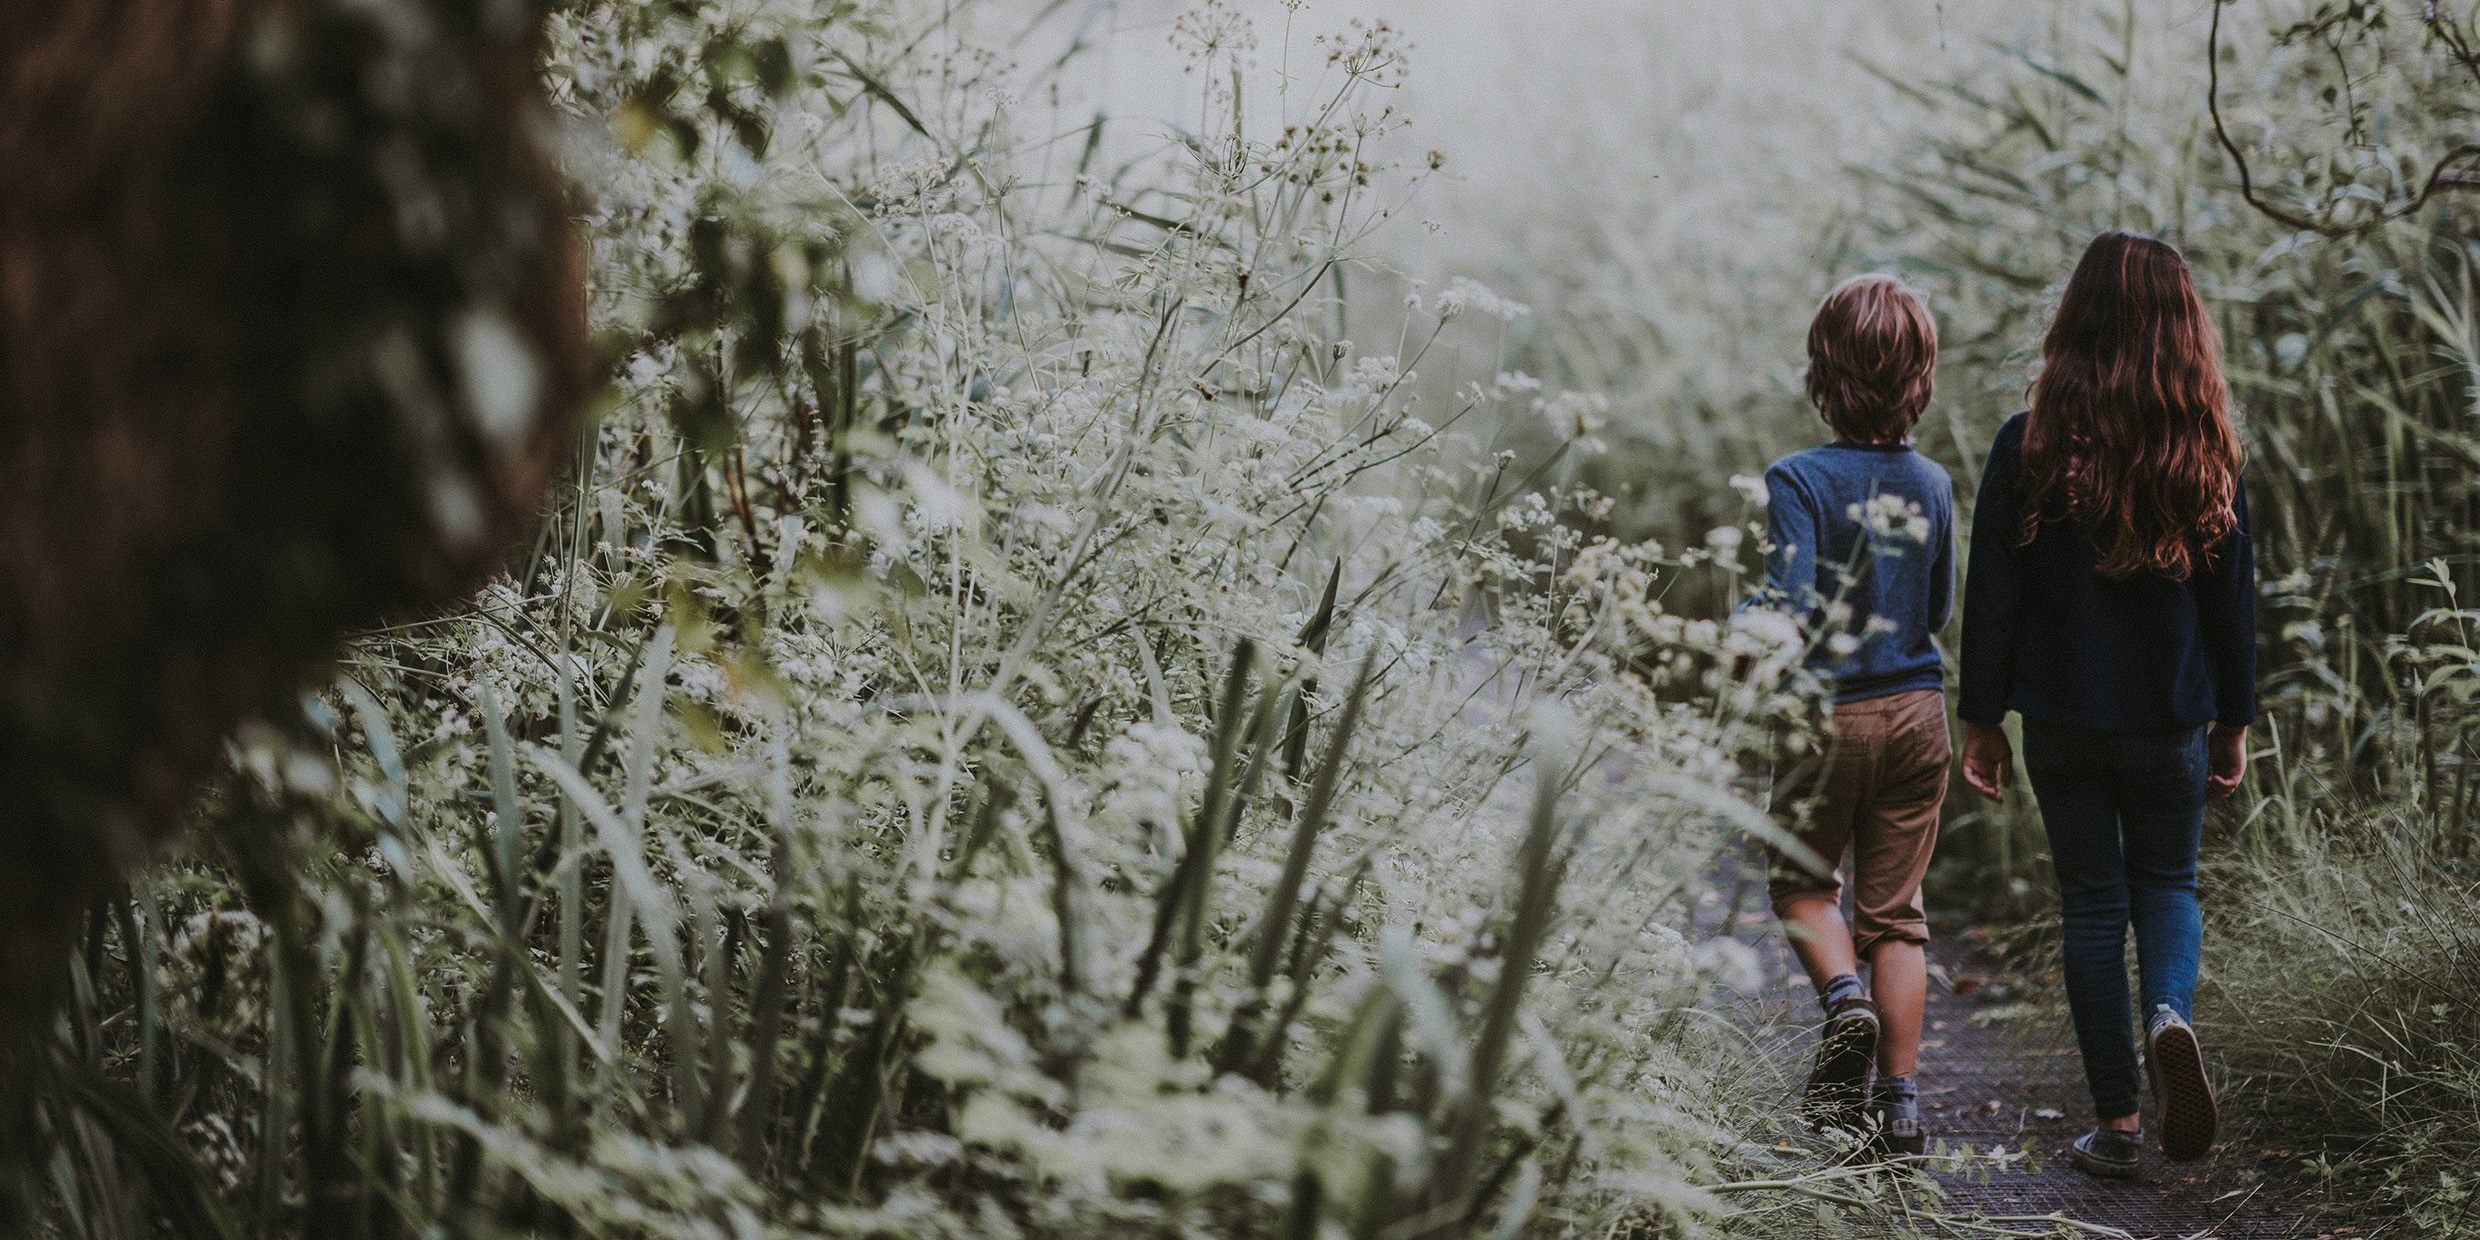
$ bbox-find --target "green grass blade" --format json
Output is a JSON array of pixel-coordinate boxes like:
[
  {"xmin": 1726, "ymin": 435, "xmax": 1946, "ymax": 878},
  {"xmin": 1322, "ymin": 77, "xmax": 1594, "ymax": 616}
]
[
  {"xmin": 1249, "ymin": 657, "xmax": 1372, "ymax": 990},
  {"xmin": 482, "ymin": 686, "xmax": 525, "ymax": 932},
  {"xmin": 340, "ymin": 679, "xmax": 409, "ymax": 832},
  {"xmin": 737, "ymin": 716, "xmax": 799, "ymax": 1166},
  {"xmin": 533, "ymin": 750, "xmax": 692, "ymax": 1130},
  {"xmin": 1434, "ymin": 706, "xmax": 1573, "ymax": 1210},
  {"xmin": 1167, "ymin": 638, "xmax": 1258, "ymax": 1056}
]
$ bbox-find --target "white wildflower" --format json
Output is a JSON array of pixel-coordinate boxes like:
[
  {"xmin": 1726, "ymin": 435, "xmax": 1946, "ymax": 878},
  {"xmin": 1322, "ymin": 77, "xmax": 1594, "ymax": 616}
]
[
  {"xmin": 1435, "ymin": 276, "xmax": 1530, "ymax": 322},
  {"xmin": 1692, "ymin": 938, "xmax": 1764, "ymax": 994},
  {"xmin": 1729, "ymin": 473, "xmax": 1770, "ymax": 508},
  {"xmin": 901, "ymin": 460, "xmax": 969, "ymax": 530},
  {"xmin": 1537, "ymin": 391, "xmax": 1610, "ymax": 448},
  {"xmin": 1350, "ymin": 355, "xmax": 1402, "ymax": 391},
  {"xmin": 1100, "ymin": 722, "xmax": 1208, "ymax": 832},
  {"xmin": 1171, "ymin": 1, "xmax": 1259, "ymax": 67},
  {"xmin": 1850, "ymin": 492, "xmax": 1928, "ymax": 539},
  {"xmin": 1727, "ymin": 608, "xmax": 1802, "ymax": 657}
]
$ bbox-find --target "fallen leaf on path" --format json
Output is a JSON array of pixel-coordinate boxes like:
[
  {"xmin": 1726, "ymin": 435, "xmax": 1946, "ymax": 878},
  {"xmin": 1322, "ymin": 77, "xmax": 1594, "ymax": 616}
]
[
  {"xmin": 1969, "ymin": 1002, "xmax": 2042, "ymax": 1027},
  {"xmin": 2033, "ymin": 1108, "xmax": 2064, "ymax": 1120}
]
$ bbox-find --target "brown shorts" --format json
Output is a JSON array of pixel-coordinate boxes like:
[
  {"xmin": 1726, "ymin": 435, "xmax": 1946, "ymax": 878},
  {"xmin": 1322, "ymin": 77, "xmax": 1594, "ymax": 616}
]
[{"xmin": 1766, "ymin": 687, "xmax": 1950, "ymax": 958}]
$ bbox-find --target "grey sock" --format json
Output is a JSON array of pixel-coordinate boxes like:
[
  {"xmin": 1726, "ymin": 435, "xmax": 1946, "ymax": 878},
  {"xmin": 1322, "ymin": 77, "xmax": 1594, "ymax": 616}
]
[
  {"xmin": 1820, "ymin": 972, "xmax": 1866, "ymax": 1011},
  {"xmin": 1872, "ymin": 1074, "xmax": 1919, "ymax": 1120}
]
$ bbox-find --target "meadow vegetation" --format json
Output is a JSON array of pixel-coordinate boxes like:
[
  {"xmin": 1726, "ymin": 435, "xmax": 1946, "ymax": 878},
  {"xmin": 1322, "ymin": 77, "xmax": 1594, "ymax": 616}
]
[
  {"xmin": 16, "ymin": 0, "xmax": 2480, "ymax": 1235},
  {"xmin": 7, "ymin": 3, "xmax": 1852, "ymax": 1236},
  {"xmin": 1460, "ymin": 0, "xmax": 2480, "ymax": 1224}
]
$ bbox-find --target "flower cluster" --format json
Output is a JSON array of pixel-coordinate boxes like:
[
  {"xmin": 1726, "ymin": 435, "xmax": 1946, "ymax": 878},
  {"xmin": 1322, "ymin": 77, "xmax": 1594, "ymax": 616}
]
[{"xmin": 1849, "ymin": 490, "xmax": 1933, "ymax": 542}]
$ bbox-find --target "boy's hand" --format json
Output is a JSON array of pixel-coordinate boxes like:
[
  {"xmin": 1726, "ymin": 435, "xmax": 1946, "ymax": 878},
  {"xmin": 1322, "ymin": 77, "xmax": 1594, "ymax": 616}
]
[
  {"xmin": 2207, "ymin": 724, "xmax": 2248, "ymax": 799},
  {"xmin": 1961, "ymin": 721, "xmax": 2012, "ymax": 801}
]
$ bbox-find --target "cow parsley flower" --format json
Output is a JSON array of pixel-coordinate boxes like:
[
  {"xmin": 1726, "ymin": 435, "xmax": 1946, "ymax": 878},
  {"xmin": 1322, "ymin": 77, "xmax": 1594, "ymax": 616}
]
[{"xmin": 1435, "ymin": 276, "xmax": 1530, "ymax": 322}]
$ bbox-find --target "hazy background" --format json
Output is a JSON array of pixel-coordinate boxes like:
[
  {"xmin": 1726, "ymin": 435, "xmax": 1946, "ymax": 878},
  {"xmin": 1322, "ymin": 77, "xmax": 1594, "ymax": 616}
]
[{"xmin": 994, "ymin": 0, "xmax": 2225, "ymax": 535}]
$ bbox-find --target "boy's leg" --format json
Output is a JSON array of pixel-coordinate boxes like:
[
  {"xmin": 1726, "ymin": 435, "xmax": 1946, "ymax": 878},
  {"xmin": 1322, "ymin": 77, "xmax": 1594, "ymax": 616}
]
[
  {"xmin": 1767, "ymin": 724, "xmax": 1864, "ymax": 991},
  {"xmin": 1777, "ymin": 893, "xmax": 1858, "ymax": 987},
  {"xmin": 1769, "ymin": 717, "xmax": 1877, "ymax": 1130},
  {"xmin": 1867, "ymin": 940, "xmax": 1926, "ymax": 1076},
  {"xmin": 1847, "ymin": 689, "xmax": 1946, "ymax": 1082}
]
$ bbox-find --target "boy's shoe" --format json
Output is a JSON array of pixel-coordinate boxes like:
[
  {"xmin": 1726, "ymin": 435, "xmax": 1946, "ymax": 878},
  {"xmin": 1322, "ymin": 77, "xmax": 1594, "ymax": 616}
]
[
  {"xmin": 1801, "ymin": 995, "xmax": 1879, "ymax": 1132},
  {"xmin": 2067, "ymin": 1127, "xmax": 2143, "ymax": 1179},
  {"xmin": 2148, "ymin": 1005, "xmax": 2218, "ymax": 1162},
  {"xmin": 1868, "ymin": 1104, "xmax": 1925, "ymax": 1159}
]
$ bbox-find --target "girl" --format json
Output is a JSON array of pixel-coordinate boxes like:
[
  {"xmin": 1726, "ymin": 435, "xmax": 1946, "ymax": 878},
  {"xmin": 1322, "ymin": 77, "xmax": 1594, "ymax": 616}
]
[{"xmin": 1959, "ymin": 232, "xmax": 2254, "ymax": 1178}]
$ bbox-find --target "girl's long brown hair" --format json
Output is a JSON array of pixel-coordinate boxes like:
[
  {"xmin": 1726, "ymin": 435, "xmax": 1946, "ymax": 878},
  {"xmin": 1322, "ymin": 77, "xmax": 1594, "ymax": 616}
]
[{"xmin": 2022, "ymin": 231, "xmax": 2240, "ymax": 580}]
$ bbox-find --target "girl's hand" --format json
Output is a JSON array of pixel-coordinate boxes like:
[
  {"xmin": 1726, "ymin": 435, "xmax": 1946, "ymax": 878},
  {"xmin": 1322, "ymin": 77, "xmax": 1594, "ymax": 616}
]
[
  {"xmin": 2207, "ymin": 724, "xmax": 2248, "ymax": 799},
  {"xmin": 1962, "ymin": 721, "xmax": 2013, "ymax": 801}
]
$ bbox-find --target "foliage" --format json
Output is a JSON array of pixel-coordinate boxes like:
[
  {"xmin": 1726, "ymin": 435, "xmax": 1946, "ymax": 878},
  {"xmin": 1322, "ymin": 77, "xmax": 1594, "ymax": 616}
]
[
  {"xmin": 1427, "ymin": 0, "xmax": 2480, "ymax": 1217},
  {"xmin": 30, "ymin": 0, "xmax": 2480, "ymax": 1231},
  {"xmin": 7, "ymin": 4, "xmax": 1855, "ymax": 1237},
  {"xmin": 1822, "ymin": 0, "xmax": 2480, "ymax": 1213}
]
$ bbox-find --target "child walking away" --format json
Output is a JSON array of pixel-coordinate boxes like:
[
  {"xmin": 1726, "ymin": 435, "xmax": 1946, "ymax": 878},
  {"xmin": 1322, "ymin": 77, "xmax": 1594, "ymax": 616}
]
[
  {"xmin": 1959, "ymin": 232, "xmax": 2254, "ymax": 1178},
  {"xmin": 1748, "ymin": 274, "xmax": 1955, "ymax": 1157}
]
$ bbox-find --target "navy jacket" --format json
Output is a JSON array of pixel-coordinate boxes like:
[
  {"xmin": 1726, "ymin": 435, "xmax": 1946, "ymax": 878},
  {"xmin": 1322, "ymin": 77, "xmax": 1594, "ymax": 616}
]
[
  {"xmin": 1959, "ymin": 413, "xmax": 2257, "ymax": 731},
  {"xmin": 1755, "ymin": 441, "xmax": 1955, "ymax": 704}
]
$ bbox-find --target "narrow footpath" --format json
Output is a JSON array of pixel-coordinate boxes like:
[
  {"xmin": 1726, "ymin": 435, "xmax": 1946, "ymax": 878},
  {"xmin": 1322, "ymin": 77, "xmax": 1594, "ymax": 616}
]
[{"xmin": 1703, "ymin": 890, "xmax": 2321, "ymax": 1239}]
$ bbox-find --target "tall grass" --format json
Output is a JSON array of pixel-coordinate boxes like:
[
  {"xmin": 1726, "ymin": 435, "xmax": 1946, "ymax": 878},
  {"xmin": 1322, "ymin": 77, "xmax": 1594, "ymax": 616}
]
[
  {"xmin": 1837, "ymin": 1, "xmax": 2480, "ymax": 1218},
  {"xmin": 1386, "ymin": 0, "xmax": 2480, "ymax": 1220},
  {"xmin": 2, "ymin": 3, "xmax": 1872, "ymax": 1237}
]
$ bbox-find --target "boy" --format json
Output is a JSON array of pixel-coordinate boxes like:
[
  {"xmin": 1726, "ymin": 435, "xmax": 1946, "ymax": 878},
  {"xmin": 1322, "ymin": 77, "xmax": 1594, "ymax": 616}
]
[{"xmin": 1751, "ymin": 273, "xmax": 1954, "ymax": 1156}]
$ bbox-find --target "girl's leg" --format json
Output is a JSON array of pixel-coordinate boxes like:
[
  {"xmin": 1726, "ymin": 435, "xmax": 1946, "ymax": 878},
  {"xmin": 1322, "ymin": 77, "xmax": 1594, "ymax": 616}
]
[
  {"xmin": 2119, "ymin": 729, "xmax": 2207, "ymax": 1022},
  {"xmin": 2020, "ymin": 721, "xmax": 2143, "ymax": 1125}
]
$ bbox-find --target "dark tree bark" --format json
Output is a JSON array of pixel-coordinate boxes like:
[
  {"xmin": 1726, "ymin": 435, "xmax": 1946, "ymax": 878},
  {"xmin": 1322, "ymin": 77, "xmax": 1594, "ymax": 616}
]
[{"xmin": 0, "ymin": 0, "xmax": 585, "ymax": 1064}]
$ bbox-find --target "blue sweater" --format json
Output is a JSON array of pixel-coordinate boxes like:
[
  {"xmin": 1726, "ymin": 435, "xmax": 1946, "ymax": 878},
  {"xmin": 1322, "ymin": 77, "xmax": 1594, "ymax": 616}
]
[
  {"xmin": 1959, "ymin": 413, "xmax": 2257, "ymax": 731},
  {"xmin": 1754, "ymin": 442, "xmax": 1956, "ymax": 704}
]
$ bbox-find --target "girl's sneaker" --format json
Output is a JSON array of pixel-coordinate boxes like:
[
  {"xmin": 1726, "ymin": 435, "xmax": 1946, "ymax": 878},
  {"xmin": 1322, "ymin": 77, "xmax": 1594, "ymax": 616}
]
[
  {"xmin": 2067, "ymin": 1127, "xmax": 2143, "ymax": 1179},
  {"xmin": 1801, "ymin": 995, "xmax": 1879, "ymax": 1132},
  {"xmin": 2148, "ymin": 1005, "xmax": 2218, "ymax": 1162}
]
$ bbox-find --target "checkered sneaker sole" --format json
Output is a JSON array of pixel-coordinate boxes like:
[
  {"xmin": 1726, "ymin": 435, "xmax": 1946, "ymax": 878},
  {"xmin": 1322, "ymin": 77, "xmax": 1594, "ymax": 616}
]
[{"xmin": 2149, "ymin": 1014, "xmax": 2218, "ymax": 1162}]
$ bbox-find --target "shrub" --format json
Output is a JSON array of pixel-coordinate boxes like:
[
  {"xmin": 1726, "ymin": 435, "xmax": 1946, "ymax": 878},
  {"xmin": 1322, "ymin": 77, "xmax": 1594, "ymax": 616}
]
[{"xmin": 10, "ymin": 4, "xmax": 1827, "ymax": 1237}]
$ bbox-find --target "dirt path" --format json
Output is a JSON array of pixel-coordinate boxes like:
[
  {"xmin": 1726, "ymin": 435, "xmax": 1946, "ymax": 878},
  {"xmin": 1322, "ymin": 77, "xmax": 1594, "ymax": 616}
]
[{"xmin": 1702, "ymin": 890, "xmax": 2317, "ymax": 1239}]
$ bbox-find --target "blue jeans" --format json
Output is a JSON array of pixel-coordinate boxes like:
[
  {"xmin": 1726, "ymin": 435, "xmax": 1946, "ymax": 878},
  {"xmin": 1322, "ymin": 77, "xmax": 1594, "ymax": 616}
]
[{"xmin": 2020, "ymin": 721, "xmax": 2207, "ymax": 1119}]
